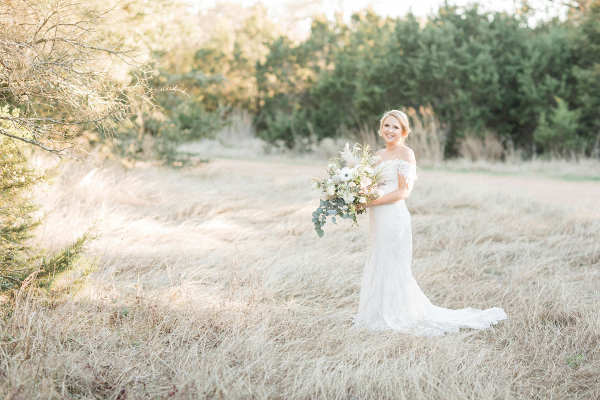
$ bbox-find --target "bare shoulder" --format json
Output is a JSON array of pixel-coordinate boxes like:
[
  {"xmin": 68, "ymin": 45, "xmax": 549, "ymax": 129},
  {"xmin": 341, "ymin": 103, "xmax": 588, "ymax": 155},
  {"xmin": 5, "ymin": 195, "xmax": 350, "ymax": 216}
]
[
  {"xmin": 375, "ymin": 149, "xmax": 387, "ymax": 160},
  {"xmin": 394, "ymin": 145, "xmax": 417, "ymax": 165}
]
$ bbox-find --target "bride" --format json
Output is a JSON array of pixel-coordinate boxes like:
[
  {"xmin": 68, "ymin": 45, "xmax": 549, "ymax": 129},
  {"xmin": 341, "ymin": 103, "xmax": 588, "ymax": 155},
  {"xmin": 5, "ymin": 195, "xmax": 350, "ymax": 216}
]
[{"xmin": 352, "ymin": 110, "xmax": 507, "ymax": 336}]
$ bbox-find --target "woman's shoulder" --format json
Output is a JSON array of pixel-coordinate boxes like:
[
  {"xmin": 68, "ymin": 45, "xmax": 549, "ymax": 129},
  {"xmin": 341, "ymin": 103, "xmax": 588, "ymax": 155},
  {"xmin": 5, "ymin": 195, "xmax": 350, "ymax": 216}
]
[{"xmin": 393, "ymin": 145, "xmax": 416, "ymax": 165}]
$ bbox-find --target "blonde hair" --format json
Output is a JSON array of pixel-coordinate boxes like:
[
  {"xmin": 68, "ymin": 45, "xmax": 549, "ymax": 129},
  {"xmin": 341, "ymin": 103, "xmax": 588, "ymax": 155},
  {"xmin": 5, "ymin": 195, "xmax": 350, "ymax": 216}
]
[{"xmin": 378, "ymin": 110, "xmax": 411, "ymax": 143}]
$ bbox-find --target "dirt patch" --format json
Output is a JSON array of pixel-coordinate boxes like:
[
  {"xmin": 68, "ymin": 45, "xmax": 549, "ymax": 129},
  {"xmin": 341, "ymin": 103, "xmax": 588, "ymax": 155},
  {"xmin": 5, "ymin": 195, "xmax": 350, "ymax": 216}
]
[
  {"xmin": 422, "ymin": 171, "xmax": 600, "ymax": 210},
  {"xmin": 211, "ymin": 158, "xmax": 600, "ymax": 210}
]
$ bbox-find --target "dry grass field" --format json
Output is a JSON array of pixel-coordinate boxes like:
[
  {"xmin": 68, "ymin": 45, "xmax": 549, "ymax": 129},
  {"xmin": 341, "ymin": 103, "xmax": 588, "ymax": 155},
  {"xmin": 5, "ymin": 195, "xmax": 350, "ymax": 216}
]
[{"xmin": 1, "ymin": 156, "xmax": 600, "ymax": 399}]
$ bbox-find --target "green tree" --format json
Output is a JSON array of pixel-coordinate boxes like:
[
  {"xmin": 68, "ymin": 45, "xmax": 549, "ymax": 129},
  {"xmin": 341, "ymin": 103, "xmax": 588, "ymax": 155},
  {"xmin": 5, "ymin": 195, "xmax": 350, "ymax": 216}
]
[{"xmin": 534, "ymin": 97, "xmax": 583, "ymax": 154}]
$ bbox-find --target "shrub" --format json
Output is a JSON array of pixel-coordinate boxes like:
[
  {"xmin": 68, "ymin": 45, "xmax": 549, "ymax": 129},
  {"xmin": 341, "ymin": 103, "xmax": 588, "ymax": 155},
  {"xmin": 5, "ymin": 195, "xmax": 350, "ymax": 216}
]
[
  {"xmin": 534, "ymin": 97, "xmax": 584, "ymax": 156},
  {"xmin": 1, "ymin": 107, "xmax": 96, "ymax": 295}
]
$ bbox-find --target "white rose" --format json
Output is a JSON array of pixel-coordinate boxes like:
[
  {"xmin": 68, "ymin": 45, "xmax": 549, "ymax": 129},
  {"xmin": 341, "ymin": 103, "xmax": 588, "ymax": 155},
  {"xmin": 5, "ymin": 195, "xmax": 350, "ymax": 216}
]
[
  {"xmin": 343, "ymin": 192, "xmax": 355, "ymax": 203},
  {"xmin": 327, "ymin": 186, "xmax": 335, "ymax": 196},
  {"xmin": 360, "ymin": 177, "xmax": 372, "ymax": 188},
  {"xmin": 359, "ymin": 196, "xmax": 367, "ymax": 203}
]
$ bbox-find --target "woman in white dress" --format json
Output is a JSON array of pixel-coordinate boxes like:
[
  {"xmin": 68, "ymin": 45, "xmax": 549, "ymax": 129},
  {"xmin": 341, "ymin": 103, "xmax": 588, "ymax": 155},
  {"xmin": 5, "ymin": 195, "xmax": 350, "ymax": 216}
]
[{"xmin": 353, "ymin": 110, "xmax": 507, "ymax": 336}]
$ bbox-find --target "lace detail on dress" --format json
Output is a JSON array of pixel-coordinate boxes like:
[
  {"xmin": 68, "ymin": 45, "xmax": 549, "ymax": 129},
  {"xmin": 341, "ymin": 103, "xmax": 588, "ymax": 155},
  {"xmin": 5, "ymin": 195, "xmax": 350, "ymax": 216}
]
[
  {"xmin": 352, "ymin": 156, "xmax": 507, "ymax": 336},
  {"xmin": 389, "ymin": 158, "xmax": 418, "ymax": 181}
]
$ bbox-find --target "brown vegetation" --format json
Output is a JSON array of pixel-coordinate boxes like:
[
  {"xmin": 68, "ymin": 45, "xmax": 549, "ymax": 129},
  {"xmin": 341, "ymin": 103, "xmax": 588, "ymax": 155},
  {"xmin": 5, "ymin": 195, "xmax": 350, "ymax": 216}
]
[
  {"xmin": 1, "ymin": 158, "xmax": 598, "ymax": 399},
  {"xmin": 0, "ymin": 0, "xmax": 152, "ymax": 158}
]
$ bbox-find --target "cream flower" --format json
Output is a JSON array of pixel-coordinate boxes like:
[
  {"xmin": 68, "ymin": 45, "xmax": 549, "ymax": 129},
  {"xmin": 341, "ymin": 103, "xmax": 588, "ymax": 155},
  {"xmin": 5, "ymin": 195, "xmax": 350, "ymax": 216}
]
[
  {"xmin": 359, "ymin": 196, "xmax": 367, "ymax": 203},
  {"xmin": 343, "ymin": 192, "xmax": 355, "ymax": 203},
  {"xmin": 321, "ymin": 191, "xmax": 334, "ymax": 200},
  {"xmin": 340, "ymin": 143, "xmax": 359, "ymax": 168},
  {"xmin": 332, "ymin": 175, "xmax": 342, "ymax": 185}
]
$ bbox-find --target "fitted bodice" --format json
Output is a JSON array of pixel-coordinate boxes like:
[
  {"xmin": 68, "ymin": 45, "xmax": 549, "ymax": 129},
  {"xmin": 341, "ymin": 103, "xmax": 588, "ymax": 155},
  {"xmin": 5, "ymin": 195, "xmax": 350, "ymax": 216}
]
[
  {"xmin": 353, "ymin": 156, "xmax": 507, "ymax": 336},
  {"xmin": 375, "ymin": 158, "xmax": 418, "ymax": 195}
]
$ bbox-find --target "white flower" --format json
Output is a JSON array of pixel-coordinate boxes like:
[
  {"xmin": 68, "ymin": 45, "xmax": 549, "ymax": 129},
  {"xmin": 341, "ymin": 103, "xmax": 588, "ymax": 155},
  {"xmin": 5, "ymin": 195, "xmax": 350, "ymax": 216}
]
[
  {"xmin": 348, "ymin": 182, "xmax": 356, "ymax": 187},
  {"xmin": 339, "ymin": 167, "xmax": 354, "ymax": 182},
  {"xmin": 360, "ymin": 177, "xmax": 372, "ymax": 187},
  {"xmin": 332, "ymin": 175, "xmax": 342, "ymax": 185},
  {"xmin": 359, "ymin": 196, "xmax": 367, "ymax": 203},
  {"xmin": 343, "ymin": 192, "xmax": 355, "ymax": 203},
  {"xmin": 327, "ymin": 186, "xmax": 335, "ymax": 196}
]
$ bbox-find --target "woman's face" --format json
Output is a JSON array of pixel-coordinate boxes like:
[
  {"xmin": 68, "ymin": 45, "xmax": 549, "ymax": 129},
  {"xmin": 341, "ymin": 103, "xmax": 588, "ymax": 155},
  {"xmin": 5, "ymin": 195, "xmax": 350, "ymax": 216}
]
[{"xmin": 381, "ymin": 115, "xmax": 403, "ymax": 144}]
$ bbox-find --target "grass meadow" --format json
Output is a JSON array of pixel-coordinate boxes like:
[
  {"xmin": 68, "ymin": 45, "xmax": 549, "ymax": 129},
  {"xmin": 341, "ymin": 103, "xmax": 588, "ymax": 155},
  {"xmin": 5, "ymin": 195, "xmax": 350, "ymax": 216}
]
[{"xmin": 1, "ymin": 153, "xmax": 599, "ymax": 399}]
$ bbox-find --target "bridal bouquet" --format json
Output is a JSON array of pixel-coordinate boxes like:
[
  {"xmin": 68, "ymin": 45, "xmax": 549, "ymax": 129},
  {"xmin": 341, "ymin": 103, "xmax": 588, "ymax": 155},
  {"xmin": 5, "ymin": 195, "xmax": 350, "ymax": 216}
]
[{"xmin": 311, "ymin": 143, "xmax": 384, "ymax": 237}]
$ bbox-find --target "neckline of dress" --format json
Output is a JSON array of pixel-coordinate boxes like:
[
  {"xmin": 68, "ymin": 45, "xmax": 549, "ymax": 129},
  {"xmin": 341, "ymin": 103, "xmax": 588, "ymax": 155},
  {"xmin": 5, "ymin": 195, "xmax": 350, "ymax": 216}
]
[{"xmin": 379, "ymin": 157, "xmax": 417, "ymax": 167}]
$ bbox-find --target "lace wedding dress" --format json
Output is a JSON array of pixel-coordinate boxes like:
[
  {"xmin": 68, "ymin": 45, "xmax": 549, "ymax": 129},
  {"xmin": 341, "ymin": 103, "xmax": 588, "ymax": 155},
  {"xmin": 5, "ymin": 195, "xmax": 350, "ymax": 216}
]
[{"xmin": 352, "ymin": 158, "xmax": 507, "ymax": 336}]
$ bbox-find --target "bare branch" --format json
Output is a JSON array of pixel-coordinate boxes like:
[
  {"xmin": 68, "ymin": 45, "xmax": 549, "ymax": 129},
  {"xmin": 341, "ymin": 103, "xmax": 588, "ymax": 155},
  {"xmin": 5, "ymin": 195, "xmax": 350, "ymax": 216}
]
[
  {"xmin": 0, "ymin": 0, "xmax": 155, "ymax": 159},
  {"xmin": 0, "ymin": 127, "xmax": 69, "ymax": 156}
]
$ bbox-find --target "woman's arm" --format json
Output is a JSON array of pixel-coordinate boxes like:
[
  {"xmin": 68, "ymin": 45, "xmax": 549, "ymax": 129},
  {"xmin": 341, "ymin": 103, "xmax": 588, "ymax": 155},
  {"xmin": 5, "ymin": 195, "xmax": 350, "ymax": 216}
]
[{"xmin": 363, "ymin": 176, "xmax": 413, "ymax": 208}]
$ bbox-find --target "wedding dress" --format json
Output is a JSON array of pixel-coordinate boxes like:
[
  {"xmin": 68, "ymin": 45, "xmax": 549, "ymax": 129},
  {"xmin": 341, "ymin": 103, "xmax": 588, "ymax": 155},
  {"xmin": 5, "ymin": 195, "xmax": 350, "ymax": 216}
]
[{"xmin": 352, "ymin": 158, "xmax": 507, "ymax": 336}]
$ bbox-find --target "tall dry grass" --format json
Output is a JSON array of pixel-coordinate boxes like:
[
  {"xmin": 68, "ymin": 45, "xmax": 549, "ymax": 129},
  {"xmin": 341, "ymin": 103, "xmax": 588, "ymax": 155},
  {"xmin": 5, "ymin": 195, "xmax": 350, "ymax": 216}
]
[
  {"xmin": 175, "ymin": 108, "xmax": 600, "ymax": 183},
  {"xmin": 1, "ymin": 157, "xmax": 599, "ymax": 399}
]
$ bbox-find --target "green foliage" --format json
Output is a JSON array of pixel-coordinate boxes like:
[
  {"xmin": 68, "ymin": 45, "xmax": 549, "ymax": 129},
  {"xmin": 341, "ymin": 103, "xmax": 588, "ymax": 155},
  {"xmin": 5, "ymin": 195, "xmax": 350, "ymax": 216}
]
[
  {"xmin": 110, "ymin": 1, "xmax": 600, "ymax": 157},
  {"xmin": 35, "ymin": 228, "xmax": 99, "ymax": 292},
  {"xmin": 569, "ymin": 1, "xmax": 600, "ymax": 149},
  {"xmin": 534, "ymin": 97, "xmax": 583, "ymax": 155},
  {"xmin": 0, "ymin": 107, "xmax": 52, "ymax": 290},
  {"xmin": 176, "ymin": 4, "xmax": 600, "ymax": 157},
  {"xmin": 0, "ymin": 106, "xmax": 96, "ymax": 294}
]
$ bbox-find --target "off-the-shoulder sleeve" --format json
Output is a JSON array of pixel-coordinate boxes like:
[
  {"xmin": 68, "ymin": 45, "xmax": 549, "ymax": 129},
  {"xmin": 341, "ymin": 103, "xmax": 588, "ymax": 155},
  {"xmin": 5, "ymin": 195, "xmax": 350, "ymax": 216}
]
[{"xmin": 395, "ymin": 159, "xmax": 418, "ymax": 182}]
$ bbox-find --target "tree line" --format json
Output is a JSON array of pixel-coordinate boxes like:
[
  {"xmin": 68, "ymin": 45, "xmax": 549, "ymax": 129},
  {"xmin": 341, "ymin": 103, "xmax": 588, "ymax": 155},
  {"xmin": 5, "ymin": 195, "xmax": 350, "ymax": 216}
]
[{"xmin": 150, "ymin": 1, "xmax": 600, "ymax": 157}]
